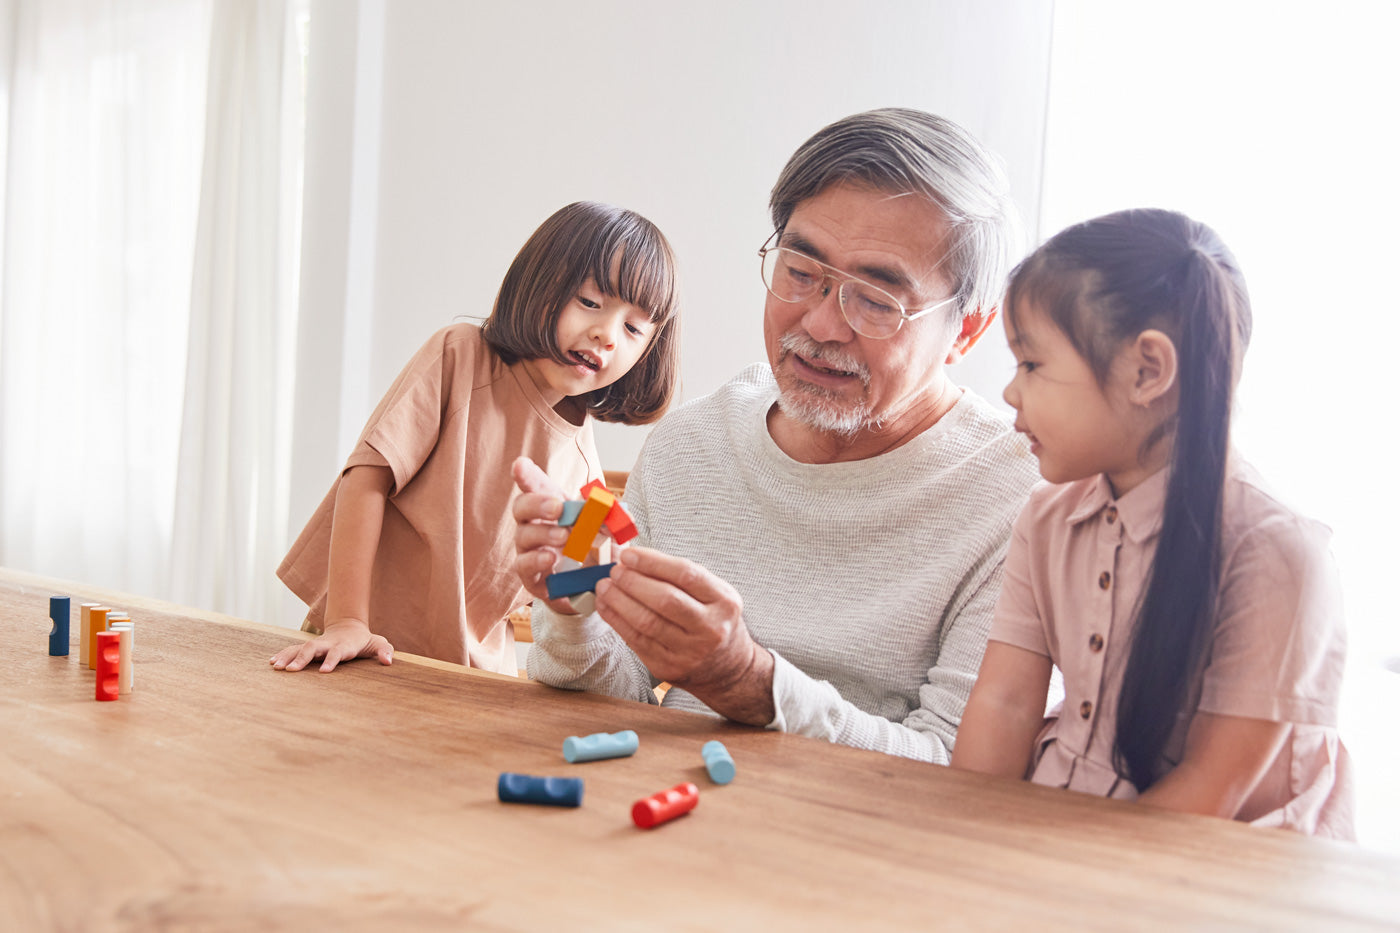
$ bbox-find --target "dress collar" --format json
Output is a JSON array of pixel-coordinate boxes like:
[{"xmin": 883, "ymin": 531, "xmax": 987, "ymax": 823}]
[{"xmin": 1065, "ymin": 469, "xmax": 1169, "ymax": 544}]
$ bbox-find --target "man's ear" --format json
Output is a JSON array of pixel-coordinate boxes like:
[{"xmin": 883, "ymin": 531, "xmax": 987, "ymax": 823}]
[
  {"xmin": 1128, "ymin": 329, "xmax": 1178, "ymax": 405},
  {"xmin": 945, "ymin": 308, "xmax": 998, "ymax": 365}
]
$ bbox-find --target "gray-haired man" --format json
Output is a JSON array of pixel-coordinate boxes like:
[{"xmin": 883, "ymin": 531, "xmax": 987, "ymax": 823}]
[{"xmin": 513, "ymin": 109, "xmax": 1041, "ymax": 762}]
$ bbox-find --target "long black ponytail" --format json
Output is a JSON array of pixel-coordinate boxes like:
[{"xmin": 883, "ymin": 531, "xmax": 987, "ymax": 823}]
[{"xmin": 1005, "ymin": 209, "xmax": 1252, "ymax": 791}]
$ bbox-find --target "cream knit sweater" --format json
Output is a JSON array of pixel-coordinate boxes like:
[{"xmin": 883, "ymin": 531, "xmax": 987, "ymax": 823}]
[{"xmin": 529, "ymin": 364, "xmax": 1042, "ymax": 762}]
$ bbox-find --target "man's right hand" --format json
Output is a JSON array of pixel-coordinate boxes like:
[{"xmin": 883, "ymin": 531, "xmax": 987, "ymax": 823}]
[
  {"xmin": 269, "ymin": 618, "xmax": 393, "ymax": 672},
  {"xmin": 511, "ymin": 456, "xmax": 591, "ymax": 615}
]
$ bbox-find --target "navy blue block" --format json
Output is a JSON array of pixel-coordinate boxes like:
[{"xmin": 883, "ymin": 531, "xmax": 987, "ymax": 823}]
[
  {"xmin": 546, "ymin": 562, "xmax": 617, "ymax": 599},
  {"xmin": 497, "ymin": 773, "xmax": 584, "ymax": 807},
  {"xmin": 48, "ymin": 596, "xmax": 70, "ymax": 657}
]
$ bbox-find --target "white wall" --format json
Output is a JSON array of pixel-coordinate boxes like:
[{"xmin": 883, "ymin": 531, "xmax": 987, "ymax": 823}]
[{"xmin": 289, "ymin": 0, "xmax": 1055, "ymax": 536}]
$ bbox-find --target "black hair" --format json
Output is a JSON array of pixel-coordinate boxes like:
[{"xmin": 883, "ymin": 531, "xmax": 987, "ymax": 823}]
[{"xmin": 1005, "ymin": 208, "xmax": 1252, "ymax": 790}]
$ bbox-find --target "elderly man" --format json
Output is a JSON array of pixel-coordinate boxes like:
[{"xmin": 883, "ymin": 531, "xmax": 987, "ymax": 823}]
[{"xmin": 512, "ymin": 109, "xmax": 1041, "ymax": 762}]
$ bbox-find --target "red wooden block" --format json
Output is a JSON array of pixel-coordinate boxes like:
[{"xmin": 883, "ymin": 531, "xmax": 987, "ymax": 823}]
[
  {"xmin": 95, "ymin": 631, "xmax": 121, "ymax": 701},
  {"xmin": 631, "ymin": 782, "xmax": 699, "ymax": 829}
]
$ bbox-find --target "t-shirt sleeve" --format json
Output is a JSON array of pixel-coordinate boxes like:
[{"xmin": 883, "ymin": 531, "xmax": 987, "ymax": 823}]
[
  {"xmin": 1198, "ymin": 514, "xmax": 1347, "ymax": 726},
  {"xmin": 348, "ymin": 326, "xmax": 473, "ymax": 494},
  {"xmin": 988, "ymin": 504, "xmax": 1052, "ymax": 657}
]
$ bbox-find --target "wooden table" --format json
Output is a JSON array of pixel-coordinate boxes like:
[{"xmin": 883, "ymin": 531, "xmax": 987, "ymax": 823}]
[{"xmin": 2, "ymin": 568, "xmax": 1397, "ymax": 931}]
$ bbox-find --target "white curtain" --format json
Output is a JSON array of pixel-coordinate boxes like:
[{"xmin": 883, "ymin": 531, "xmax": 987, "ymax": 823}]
[
  {"xmin": 0, "ymin": 0, "xmax": 304, "ymax": 624},
  {"xmin": 168, "ymin": 0, "xmax": 302, "ymax": 622}
]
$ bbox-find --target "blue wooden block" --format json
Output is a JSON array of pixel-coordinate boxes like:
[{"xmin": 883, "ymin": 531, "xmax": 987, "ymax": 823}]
[
  {"xmin": 48, "ymin": 596, "xmax": 70, "ymax": 657},
  {"xmin": 702, "ymin": 740, "xmax": 736, "ymax": 785},
  {"xmin": 497, "ymin": 773, "xmax": 584, "ymax": 807},
  {"xmin": 558, "ymin": 500, "xmax": 585, "ymax": 527},
  {"xmin": 546, "ymin": 562, "xmax": 616, "ymax": 599},
  {"xmin": 563, "ymin": 730, "xmax": 639, "ymax": 763}
]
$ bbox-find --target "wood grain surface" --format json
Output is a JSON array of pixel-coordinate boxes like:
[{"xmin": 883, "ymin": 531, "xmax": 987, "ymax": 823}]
[{"xmin": 2, "ymin": 567, "xmax": 1396, "ymax": 932}]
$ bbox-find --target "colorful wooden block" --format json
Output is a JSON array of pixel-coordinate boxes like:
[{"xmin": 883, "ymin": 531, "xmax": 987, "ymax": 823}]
[
  {"xmin": 86, "ymin": 606, "xmax": 110, "ymax": 671},
  {"xmin": 497, "ymin": 773, "xmax": 584, "ymax": 807},
  {"xmin": 561, "ymin": 486, "xmax": 613, "ymax": 562},
  {"xmin": 48, "ymin": 596, "xmax": 70, "ymax": 656},
  {"xmin": 78, "ymin": 602, "xmax": 100, "ymax": 668},
  {"xmin": 108, "ymin": 619, "xmax": 134, "ymax": 695},
  {"xmin": 95, "ymin": 631, "xmax": 121, "ymax": 701},
  {"xmin": 581, "ymin": 479, "xmax": 637, "ymax": 544},
  {"xmin": 631, "ymin": 782, "xmax": 699, "ymax": 829},
  {"xmin": 563, "ymin": 730, "xmax": 639, "ymax": 763},
  {"xmin": 702, "ymin": 740, "xmax": 736, "ymax": 785},
  {"xmin": 546, "ymin": 562, "xmax": 616, "ymax": 600},
  {"xmin": 558, "ymin": 500, "xmax": 585, "ymax": 527}
]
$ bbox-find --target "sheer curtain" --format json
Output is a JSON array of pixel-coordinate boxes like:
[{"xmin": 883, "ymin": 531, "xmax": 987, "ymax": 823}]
[
  {"xmin": 0, "ymin": 0, "xmax": 304, "ymax": 624},
  {"xmin": 1040, "ymin": 0, "xmax": 1400, "ymax": 853}
]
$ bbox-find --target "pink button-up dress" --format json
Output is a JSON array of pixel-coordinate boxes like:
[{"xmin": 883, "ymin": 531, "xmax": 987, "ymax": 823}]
[{"xmin": 989, "ymin": 460, "xmax": 1355, "ymax": 838}]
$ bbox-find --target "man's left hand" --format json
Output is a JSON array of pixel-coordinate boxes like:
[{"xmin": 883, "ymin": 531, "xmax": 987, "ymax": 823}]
[{"xmin": 595, "ymin": 546, "xmax": 775, "ymax": 725}]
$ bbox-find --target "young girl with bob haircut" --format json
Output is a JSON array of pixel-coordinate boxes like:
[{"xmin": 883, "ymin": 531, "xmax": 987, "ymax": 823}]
[
  {"xmin": 952, "ymin": 208, "xmax": 1353, "ymax": 837},
  {"xmin": 272, "ymin": 201, "xmax": 680, "ymax": 674}
]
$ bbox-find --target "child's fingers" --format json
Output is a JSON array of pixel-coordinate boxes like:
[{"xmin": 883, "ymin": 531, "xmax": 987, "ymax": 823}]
[{"xmin": 512, "ymin": 456, "xmax": 566, "ymax": 498}]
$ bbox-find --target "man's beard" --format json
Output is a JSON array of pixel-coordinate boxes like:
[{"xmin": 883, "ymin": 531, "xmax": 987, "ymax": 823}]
[{"xmin": 773, "ymin": 332, "xmax": 880, "ymax": 438}]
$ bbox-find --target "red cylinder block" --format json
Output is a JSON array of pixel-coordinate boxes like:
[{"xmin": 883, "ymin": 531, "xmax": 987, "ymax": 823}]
[
  {"xmin": 631, "ymin": 782, "xmax": 699, "ymax": 829},
  {"xmin": 95, "ymin": 631, "xmax": 121, "ymax": 701}
]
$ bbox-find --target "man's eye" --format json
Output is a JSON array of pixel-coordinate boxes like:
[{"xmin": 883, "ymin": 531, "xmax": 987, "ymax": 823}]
[
  {"xmin": 852, "ymin": 293, "xmax": 897, "ymax": 316},
  {"xmin": 785, "ymin": 266, "xmax": 815, "ymax": 286}
]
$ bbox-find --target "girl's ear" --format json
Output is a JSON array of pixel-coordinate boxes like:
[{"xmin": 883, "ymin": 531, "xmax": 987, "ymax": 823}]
[{"xmin": 1129, "ymin": 329, "xmax": 1178, "ymax": 406}]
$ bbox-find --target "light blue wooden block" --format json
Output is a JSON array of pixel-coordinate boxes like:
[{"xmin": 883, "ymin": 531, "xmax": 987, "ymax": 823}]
[
  {"xmin": 563, "ymin": 729, "xmax": 639, "ymax": 763},
  {"xmin": 702, "ymin": 740, "xmax": 736, "ymax": 784},
  {"xmin": 558, "ymin": 500, "xmax": 585, "ymax": 527}
]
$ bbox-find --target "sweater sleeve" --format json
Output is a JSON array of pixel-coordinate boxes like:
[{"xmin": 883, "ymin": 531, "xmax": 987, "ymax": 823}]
[
  {"xmin": 767, "ymin": 555, "xmax": 1004, "ymax": 764},
  {"xmin": 523, "ymin": 601, "xmax": 661, "ymax": 704}
]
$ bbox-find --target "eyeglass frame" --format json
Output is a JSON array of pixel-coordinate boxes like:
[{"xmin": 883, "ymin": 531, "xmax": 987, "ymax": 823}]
[{"xmin": 757, "ymin": 230, "xmax": 961, "ymax": 339}]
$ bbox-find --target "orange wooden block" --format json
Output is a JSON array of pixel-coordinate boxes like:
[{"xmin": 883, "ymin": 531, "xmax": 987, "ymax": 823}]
[
  {"xmin": 78, "ymin": 602, "xmax": 101, "ymax": 669},
  {"xmin": 95, "ymin": 631, "xmax": 121, "ymax": 701},
  {"xmin": 581, "ymin": 479, "xmax": 637, "ymax": 544},
  {"xmin": 562, "ymin": 486, "xmax": 613, "ymax": 562},
  {"xmin": 86, "ymin": 606, "xmax": 110, "ymax": 671}
]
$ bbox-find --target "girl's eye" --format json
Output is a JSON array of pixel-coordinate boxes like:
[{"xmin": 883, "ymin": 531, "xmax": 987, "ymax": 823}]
[
  {"xmin": 578, "ymin": 295, "xmax": 601, "ymax": 309},
  {"xmin": 1017, "ymin": 360, "xmax": 1038, "ymax": 374},
  {"xmin": 625, "ymin": 322, "xmax": 645, "ymax": 336}
]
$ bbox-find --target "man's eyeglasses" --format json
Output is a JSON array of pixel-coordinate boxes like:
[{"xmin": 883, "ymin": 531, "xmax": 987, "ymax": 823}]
[{"xmin": 758, "ymin": 237, "xmax": 959, "ymax": 340}]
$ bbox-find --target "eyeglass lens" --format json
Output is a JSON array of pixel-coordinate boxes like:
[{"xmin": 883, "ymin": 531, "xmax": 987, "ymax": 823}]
[{"xmin": 762, "ymin": 248, "xmax": 905, "ymax": 337}]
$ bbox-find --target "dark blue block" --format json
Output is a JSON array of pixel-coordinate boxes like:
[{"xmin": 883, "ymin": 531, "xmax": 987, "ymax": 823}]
[
  {"xmin": 48, "ymin": 596, "xmax": 70, "ymax": 657},
  {"xmin": 497, "ymin": 773, "xmax": 584, "ymax": 807},
  {"xmin": 546, "ymin": 562, "xmax": 616, "ymax": 599}
]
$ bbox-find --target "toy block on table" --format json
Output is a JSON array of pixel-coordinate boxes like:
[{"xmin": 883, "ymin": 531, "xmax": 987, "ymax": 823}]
[
  {"xmin": 86, "ymin": 606, "xmax": 110, "ymax": 671},
  {"xmin": 702, "ymin": 740, "xmax": 736, "ymax": 785},
  {"xmin": 497, "ymin": 773, "xmax": 584, "ymax": 807},
  {"xmin": 48, "ymin": 596, "xmax": 70, "ymax": 656},
  {"xmin": 563, "ymin": 730, "xmax": 639, "ymax": 763},
  {"xmin": 546, "ymin": 562, "xmax": 616, "ymax": 600},
  {"xmin": 561, "ymin": 486, "xmax": 613, "ymax": 562},
  {"xmin": 558, "ymin": 500, "xmax": 585, "ymax": 527},
  {"xmin": 632, "ymin": 782, "xmax": 699, "ymax": 829},
  {"xmin": 581, "ymin": 479, "xmax": 637, "ymax": 544},
  {"xmin": 95, "ymin": 631, "xmax": 121, "ymax": 701},
  {"xmin": 79, "ymin": 602, "xmax": 100, "ymax": 668},
  {"xmin": 108, "ymin": 619, "xmax": 134, "ymax": 694}
]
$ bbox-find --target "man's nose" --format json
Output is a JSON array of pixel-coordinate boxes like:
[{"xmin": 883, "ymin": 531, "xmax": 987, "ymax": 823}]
[{"xmin": 802, "ymin": 279, "xmax": 854, "ymax": 342}]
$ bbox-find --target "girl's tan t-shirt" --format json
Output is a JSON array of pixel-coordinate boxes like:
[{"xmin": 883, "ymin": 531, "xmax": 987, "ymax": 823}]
[{"xmin": 278, "ymin": 324, "xmax": 601, "ymax": 673}]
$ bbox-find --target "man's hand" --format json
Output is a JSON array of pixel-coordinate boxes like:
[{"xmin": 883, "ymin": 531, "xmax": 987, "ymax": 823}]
[
  {"xmin": 269, "ymin": 618, "xmax": 393, "ymax": 672},
  {"xmin": 510, "ymin": 456, "xmax": 587, "ymax": 615},
  {"xmin": 595, "ymin": 546, "xmax": 775, "ymax": 725}
]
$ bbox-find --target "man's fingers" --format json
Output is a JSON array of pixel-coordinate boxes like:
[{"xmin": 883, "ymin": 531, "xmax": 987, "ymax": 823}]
[{"xmin": 616, "ymin": 546, "xmax": 738, "ymax": 607}]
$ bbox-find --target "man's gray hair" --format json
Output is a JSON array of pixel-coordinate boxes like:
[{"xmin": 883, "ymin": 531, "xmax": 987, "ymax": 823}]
[{"xmin": 769, "ymin": 108, "xmax": 1023, "ymax": 317}]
